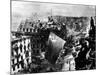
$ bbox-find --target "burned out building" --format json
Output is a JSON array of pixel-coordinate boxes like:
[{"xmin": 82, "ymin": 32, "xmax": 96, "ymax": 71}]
[{"xmin": 11, "ymin": 1, "xmax": 96, "ymax": 74}]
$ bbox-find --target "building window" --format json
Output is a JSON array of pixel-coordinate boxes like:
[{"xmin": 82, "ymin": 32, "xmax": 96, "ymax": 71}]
[
  {"xmin": 27, "ymin": 28, "xmax": 28, "ymax": 32},
  {"xmin": 30, "ymin": 29, "xmax": 32, "ymax": 32},
  {"xmin": 32, "ymin": 24, "xmax": 33, "ymax": 27}
]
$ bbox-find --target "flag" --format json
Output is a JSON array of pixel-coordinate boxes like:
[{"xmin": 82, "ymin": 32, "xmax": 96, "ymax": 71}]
[{"xmin": 46, "ymin": 32, "xmax": 66, "ymax": 64}]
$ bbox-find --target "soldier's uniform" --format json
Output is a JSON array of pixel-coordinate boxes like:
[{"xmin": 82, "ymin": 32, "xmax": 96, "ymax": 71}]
[{"xmin": 62, "ymin": 54, "xmax": 75, "ymax": 71}]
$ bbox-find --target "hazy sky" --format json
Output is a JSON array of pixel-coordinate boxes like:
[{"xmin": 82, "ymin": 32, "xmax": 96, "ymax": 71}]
[{"xmin": 11, "ymin": 1, "xmax": 96, "ymax": 31}]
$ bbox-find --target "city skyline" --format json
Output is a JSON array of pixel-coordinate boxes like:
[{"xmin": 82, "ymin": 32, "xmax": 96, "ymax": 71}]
[{"xmin": 11, "ymin": 1, "xmax": 96, "ymax": 31}]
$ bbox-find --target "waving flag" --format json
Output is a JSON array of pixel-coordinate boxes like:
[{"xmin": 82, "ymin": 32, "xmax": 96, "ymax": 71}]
[{"xmin": 46, "ymin": 32, "xmax": 66, "ymax": 64}]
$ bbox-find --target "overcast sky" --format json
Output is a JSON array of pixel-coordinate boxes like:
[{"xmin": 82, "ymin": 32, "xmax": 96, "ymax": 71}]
[{"xmin": 11, "ymin": 1, "xmax": 96, "ymax": 31}]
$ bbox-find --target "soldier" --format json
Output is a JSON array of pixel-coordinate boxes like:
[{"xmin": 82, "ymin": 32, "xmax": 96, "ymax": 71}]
[{"xmin": 61, "ymin": 47, "xmax": 75, "ymax": 71}]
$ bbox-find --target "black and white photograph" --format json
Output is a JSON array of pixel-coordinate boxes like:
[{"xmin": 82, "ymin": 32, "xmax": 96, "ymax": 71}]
[{"xmin": 11, "ymin": 0, "xmax": 96, "ymax": 74}]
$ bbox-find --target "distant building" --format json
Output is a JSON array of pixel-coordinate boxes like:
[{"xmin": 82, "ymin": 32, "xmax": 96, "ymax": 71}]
[{"xmin": 17, "ymin": 19, "xmax": 36, "ymax": 33}]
